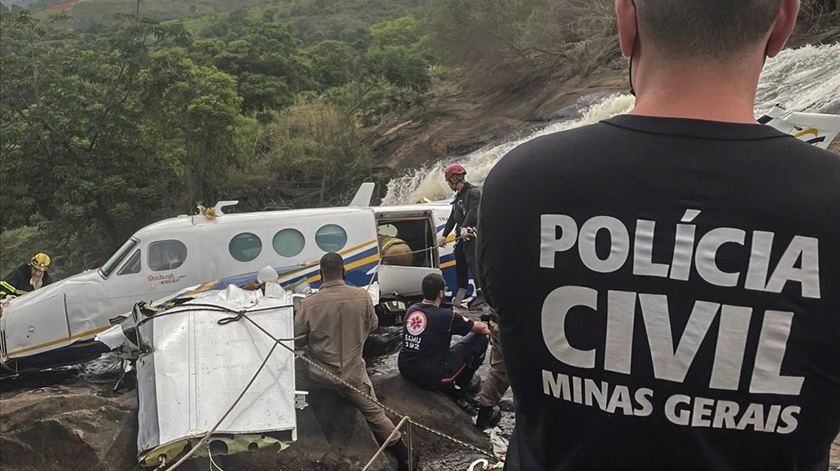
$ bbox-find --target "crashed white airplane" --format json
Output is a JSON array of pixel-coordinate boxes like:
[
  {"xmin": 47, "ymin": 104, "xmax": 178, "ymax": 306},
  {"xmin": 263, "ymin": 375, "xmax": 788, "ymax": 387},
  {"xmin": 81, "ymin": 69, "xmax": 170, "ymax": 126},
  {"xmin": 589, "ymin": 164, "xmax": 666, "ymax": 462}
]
[
  {"xmin": 0, "ymin": 105, "xmax": 838, "ymax": 374},
  {"xmin": 0, "ymin": 183, "xmax": 463, "ymax": 373}
]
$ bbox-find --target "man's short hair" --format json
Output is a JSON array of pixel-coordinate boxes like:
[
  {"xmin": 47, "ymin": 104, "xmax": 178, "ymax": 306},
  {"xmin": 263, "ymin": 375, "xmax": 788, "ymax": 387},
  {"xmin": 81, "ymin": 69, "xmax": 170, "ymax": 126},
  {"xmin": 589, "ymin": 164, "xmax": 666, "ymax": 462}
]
[
  {"xmin": 320, "ymin": 252, "xmax": 344, "ymax": 280},
  {"xmin": 422, "ymin": 273, "xmax": 446, "ymax": 300},
  {"xmin": 637, "ymin": 0, "xmax": 783, "ymax": 61}
]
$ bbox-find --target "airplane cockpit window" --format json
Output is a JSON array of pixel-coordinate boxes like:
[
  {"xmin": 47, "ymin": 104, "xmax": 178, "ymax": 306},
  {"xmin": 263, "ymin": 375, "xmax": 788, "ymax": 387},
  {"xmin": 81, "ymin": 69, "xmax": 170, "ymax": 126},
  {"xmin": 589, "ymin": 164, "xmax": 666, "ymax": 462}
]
[
  {"xmin": 229, "ymin": 232, "xmax": 262, "ymax": 262},
  {"xmin": 100, "ymin": 238, "xmax": 139, "ymax": 277},
  {"xmin": 149, "ymin": 240, "xmax": 188, "ymax": 271},
  {"xmin": 118, "ymin": 250, "xmax": 142, "ymax": 275},
  {"xmin": 315, "ymin": 224, "xmax": 347, "ymax": 252},
  {"xmin": 273, "ymin": 229, "xmax": 305, "ymax": 257}
]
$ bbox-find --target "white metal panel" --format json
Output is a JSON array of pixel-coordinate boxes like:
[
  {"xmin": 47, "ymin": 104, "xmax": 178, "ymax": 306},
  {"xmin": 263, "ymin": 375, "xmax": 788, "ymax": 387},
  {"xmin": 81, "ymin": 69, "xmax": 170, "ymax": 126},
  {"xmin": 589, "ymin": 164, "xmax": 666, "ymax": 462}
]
[
  {"xmin": 137, "ymin": 285, "xmax": 296, "ymax": 454},
  {"xmin": 1, "ymin": 292, "xmax": 70, "ymax": 359},
  {"xmin": 378, "ymin": 265, "xmax": 442, "ymax": 297}
]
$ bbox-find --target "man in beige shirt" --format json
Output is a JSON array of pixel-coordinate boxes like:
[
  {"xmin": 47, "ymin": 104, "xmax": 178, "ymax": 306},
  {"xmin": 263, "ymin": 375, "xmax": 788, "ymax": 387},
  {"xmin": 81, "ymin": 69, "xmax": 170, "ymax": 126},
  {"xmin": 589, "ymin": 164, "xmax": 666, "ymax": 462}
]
[{"xmin": 295, "ymin": 252, "xmax": 415, "ymax": 470}]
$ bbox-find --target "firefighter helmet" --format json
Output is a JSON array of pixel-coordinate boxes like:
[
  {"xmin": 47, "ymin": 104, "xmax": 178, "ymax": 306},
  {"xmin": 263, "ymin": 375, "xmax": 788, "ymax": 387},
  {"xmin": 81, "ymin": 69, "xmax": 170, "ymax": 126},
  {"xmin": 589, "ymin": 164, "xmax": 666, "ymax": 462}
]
[{"xmin": 30, "ymin": 253, "xmax": 51, "ymax": 272}]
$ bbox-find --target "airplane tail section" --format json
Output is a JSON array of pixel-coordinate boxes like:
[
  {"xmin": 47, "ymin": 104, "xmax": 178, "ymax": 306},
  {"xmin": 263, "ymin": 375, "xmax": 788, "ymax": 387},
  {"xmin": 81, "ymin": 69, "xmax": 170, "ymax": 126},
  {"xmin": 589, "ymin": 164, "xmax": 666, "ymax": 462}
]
[
  {"xmin": 760, "ymin": 105, "xmax": 840, "ymax": 150},
  {"xmin": 349, "ymin": 182, "xmax": 376, "ymax": 207}
]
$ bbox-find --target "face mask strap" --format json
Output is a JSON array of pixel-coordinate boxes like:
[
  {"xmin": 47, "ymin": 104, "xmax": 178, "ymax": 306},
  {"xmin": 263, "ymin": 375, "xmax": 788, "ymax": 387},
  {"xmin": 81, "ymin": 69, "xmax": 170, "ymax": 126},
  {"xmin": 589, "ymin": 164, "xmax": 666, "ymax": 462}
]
[{"xmin": 628, "ymin": 0, "xmax": 640, "ymax": 97}]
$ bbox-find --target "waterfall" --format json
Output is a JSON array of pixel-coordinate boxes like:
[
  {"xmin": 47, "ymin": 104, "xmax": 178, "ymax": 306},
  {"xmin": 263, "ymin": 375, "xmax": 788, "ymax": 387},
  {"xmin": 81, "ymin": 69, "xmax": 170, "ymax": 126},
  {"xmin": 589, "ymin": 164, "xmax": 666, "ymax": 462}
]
[{"xmin": 382, "ymin": 44, "xmax": 840, "ymax": 205}]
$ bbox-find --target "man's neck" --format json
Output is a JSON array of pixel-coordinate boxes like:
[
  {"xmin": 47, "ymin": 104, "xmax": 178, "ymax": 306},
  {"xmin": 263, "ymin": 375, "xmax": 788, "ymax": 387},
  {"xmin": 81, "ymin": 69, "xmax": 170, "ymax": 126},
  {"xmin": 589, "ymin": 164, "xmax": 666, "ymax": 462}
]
[
  {"xmin": 631, "ymin": 57, "xmax": 762, "ymax": 124},
  {"xmin": 421, "ymin": 298, "xmax": 441, "ymax": 307}
]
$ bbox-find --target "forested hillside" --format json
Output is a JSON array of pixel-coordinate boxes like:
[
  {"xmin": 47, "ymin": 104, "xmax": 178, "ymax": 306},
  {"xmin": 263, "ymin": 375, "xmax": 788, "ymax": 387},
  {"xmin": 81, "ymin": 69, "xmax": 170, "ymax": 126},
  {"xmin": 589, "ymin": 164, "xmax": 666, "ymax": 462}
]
[
  {"xmin": 1, "ymin": 0, "xmax": 837, "ymax": 277},
  {"xmin": 0, "ymin": 1, "xmax": 438, "ymax": 275}
]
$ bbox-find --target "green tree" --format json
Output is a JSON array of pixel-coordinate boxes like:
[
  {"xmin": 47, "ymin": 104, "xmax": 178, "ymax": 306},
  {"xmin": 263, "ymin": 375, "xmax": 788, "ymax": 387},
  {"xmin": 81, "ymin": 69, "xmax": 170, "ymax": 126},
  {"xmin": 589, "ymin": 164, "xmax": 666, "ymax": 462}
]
[
  {"xmin": 140, "ymin": 47, "xmax": 247, "ymax": 205},
  {"xmin": 0, "ymin": 12, "xmax": 191, "ymax": 271},
  {"xmin": 424, "ymin": 0, "xmax": 617, "ymax": 88},
  {"xmin": 307, "ymin": 39, "xmax": 359, "ymax": 90},
  {"xmin": 195, "ymin": 17, "xmax": 312, "ymax": 112},
  {"xmin": 224, "ymin": 105, "xmax": 371, "ymax": 208}
]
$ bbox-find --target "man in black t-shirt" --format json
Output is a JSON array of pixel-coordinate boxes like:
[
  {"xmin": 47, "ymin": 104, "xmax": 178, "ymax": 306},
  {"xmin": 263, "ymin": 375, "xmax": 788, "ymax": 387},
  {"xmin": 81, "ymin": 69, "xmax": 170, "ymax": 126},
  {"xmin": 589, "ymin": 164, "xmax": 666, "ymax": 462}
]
[
  {"xmin": 398, "ymin": 273, "xmax": 491, "ymax": 392},
  {"xmin": 479, "ymin": 0, "xmax": 840, "ymax": 470}
]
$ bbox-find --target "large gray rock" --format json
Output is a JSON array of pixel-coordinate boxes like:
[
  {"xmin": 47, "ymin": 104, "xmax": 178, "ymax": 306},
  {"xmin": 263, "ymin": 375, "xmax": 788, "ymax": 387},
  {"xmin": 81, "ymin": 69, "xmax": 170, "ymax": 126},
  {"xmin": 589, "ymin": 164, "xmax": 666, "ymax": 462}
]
[
  {"xmin": 372, "ymin": 373, "xmax": 495, "ymax": 470},
  {"xmin": 2, "ymin": 369, "xmax": 838, "ymax": 470},
  {"xmin": 0, "ymin": 369, "xmax": 495, "ymax": 470},
  {"xmin": 0, "ymin": 385, "xmax": 138, "ymax": 471}
]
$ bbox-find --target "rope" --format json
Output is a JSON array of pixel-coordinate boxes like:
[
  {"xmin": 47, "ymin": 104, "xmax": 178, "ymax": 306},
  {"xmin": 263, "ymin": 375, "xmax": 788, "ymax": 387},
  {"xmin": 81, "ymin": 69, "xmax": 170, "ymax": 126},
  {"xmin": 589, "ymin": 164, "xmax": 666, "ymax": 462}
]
[
  {"xmin": 379, "ymin": 230, "xmax": 476, "ymax": 260},
  {"xmin": 134, "ymin": 303, "xmax": 293, "ymax": 329},
  {"xmin": 147, "ymin": 273, "xmax": 498, "ymax": 469},
  {"xmin": 469, "ymin": 458, "xmax": 490, "ymax": 471},
  {"xmin": 231, "ymin": 311, "xmax": 501, "ymax": 464},
  {"xmin": 207, "ymin": 443, "xmax": 226, "ymax": 471},
  {"xmin": 361, "ymin": 416, "xmax": 410, "ymax": 471},
  {"xmin": 164, "ymin": 340, "xmax": 280, "ymax": 471}
]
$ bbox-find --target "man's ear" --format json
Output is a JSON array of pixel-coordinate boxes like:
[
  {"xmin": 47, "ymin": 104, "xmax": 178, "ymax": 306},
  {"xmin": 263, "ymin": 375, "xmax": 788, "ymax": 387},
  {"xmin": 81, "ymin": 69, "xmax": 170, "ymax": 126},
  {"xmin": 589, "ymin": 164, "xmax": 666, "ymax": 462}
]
[
  {"xmin": 616, "ymin": 0, "xmax": 638, "ymax": 58},
  {"xmin": 765, "ymin": 0, "xmax": 799, "ymax": 58}
]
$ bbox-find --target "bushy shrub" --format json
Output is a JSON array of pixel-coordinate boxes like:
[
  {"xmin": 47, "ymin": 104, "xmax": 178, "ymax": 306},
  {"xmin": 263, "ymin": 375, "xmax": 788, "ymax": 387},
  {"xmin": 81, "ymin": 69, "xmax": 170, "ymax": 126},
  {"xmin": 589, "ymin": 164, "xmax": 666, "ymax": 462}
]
[{"xmin": 425, "ymin": 0, "xmax": 621, "ymax": 89}]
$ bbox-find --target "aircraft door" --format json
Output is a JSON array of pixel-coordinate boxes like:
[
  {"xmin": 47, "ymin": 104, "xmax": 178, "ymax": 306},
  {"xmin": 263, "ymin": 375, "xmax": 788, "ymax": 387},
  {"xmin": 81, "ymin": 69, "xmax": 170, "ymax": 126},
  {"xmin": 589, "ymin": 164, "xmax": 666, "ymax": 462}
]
[
  {"xmin": 1, "ymin": 292, "xmax": 71, "ymax": 361},
  {"xmin": 375, "ymin": 210, "xmax": 441, "ymax": 297}
]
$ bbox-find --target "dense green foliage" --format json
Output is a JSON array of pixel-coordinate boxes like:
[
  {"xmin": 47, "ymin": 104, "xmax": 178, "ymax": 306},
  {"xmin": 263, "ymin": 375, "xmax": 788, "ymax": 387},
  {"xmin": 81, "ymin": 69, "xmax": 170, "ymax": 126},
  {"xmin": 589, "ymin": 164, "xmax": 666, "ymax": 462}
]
[
  {"xmin": 423, "ymin": 0, "xmax": 619, "ymax": 89},
  {"xmin": 2, "ymin": 0, "xmax": 836, "ymax": 278},
  {"xmin": 0, "ymin": 6, "xmax": 436, "ymax": 276},
  {"xmin": 421, "ymin": 0, "xmax": 839, "ymax": 89}
]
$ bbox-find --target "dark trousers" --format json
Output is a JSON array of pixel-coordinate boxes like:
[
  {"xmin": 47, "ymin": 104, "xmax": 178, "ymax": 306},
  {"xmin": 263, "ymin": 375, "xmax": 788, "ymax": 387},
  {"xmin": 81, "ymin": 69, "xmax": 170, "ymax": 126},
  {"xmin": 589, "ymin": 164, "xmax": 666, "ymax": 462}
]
[
  {"xmin": 454, "ymin": 239, "xmax": 481, "ymax": 291},
  {"xmin": 296, "ymin": 361, "xmax": 400, "ymax": 445},
  {"xmin": 440, "ymin": 332, "xmax": 489, "ymax": 389}
]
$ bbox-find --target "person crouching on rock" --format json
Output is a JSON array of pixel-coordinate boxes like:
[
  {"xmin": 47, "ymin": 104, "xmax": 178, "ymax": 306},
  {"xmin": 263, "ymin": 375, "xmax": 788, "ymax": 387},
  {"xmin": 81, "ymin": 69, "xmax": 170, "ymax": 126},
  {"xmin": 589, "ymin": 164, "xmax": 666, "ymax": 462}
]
[
  {"xmin": 295, "ymin": 252, "xmax": 417, "ymax": 470},
  {"xmin": 398, "ymin": 273, "xmax": 491, "ymax": 396}
]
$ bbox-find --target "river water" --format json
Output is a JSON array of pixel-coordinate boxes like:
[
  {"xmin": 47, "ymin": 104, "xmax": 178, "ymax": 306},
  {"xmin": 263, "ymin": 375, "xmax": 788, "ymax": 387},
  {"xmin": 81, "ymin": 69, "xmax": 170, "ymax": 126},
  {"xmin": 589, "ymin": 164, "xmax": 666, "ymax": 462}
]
[{"xmin": 382, "ymin": 44, "xmax": 840, "ymax": 205}]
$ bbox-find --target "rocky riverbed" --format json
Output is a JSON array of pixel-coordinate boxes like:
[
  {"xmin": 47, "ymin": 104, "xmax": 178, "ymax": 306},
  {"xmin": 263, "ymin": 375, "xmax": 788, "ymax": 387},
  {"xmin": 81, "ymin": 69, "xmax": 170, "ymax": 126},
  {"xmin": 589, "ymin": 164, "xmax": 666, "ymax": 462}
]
[{"xmin": 0, "ymin": 323, "xmax": 837, "ymax": 471}]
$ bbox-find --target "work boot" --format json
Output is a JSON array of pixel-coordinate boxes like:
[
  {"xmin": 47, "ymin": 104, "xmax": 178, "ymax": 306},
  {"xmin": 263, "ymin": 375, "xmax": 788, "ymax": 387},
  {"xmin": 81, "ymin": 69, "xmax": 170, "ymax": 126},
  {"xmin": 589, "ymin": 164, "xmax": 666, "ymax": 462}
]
[
  {"xmin": 475, "ymin": 405, "xmax": 501, "ymax": 429},
  {"xmin": 386, "ymin": 439, "xmax": 420, "ymax": 471},
  {"xmin": 455, "ymin": 375, "xmax": 482, "ymax": 397}
]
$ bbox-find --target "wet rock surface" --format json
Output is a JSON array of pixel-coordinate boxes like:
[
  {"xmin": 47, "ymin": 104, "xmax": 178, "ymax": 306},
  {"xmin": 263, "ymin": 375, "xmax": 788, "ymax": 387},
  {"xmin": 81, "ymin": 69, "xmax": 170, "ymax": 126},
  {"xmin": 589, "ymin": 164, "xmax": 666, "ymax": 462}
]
[
  {"xmin": 0, "ymin": 350, "xmax": 498, "ymax": 471},
  {"xmin": 2, "ymin": 330, "xmax": 838, "ymax": 471},
  {"xmin": 0, "ymin": 358, "xmax": 137, "ymax": 471}
]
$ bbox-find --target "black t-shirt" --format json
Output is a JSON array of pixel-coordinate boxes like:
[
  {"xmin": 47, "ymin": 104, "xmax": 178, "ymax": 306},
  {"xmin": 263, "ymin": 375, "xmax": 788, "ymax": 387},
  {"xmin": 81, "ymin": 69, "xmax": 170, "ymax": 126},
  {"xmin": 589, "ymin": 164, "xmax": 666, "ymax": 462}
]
[
  {"xmin": 398, "ymin": 302, "xmax": 474, "ymax": 388},
  {"xmin": 479, "ymin": 115, "xmax": 840, "ymax": 471},
  {"xmin": 1, "ymin": 264, "xmax": 52, "ymax": 296}
]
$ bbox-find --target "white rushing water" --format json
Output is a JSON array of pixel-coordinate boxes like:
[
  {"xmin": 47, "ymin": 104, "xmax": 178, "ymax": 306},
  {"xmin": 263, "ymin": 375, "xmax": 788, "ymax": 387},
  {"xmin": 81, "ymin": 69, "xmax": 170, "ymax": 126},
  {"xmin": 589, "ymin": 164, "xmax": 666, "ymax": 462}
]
[{"xmin": 382, "ymin": 44, "xmax": 840, "ymax": 205}]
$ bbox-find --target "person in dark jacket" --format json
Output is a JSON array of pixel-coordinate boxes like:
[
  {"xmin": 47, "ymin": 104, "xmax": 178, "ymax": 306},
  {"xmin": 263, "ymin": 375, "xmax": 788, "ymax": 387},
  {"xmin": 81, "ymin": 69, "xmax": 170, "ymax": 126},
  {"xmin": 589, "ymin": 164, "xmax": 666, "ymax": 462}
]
[
  {"xmin": 439, "ymin": 164, "xmax": 482, "ymax": 297},
  {"xmin": 0, "ymin": 253, "xmax": 53, "ymax": 298},
  {"xmin": 398, "ymin": 273, "xmax": 490, "ymax": 394}
]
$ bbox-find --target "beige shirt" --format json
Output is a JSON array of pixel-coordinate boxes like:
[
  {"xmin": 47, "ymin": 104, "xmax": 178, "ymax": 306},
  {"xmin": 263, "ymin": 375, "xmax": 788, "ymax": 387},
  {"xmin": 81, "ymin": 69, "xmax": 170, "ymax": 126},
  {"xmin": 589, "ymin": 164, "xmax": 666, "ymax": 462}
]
[{"xmin": 294, "ymin": 280, "xmax": 378, "ymax": 386}]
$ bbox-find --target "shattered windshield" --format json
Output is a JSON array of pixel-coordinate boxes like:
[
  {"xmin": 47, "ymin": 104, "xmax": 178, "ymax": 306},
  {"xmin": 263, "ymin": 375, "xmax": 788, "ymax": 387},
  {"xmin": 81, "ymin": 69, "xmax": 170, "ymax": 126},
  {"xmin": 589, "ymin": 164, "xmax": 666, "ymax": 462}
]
[{"xmin": 100, "ymin": 238, "xmax": 139, "ymax": 278}]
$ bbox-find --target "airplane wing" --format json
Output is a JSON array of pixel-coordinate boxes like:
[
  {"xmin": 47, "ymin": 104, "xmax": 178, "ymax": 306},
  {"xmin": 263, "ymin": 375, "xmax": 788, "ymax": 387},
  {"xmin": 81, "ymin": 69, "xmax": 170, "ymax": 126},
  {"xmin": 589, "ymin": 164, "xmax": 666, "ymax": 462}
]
[{"xmin": 759, "ymin": 105, "xmax": 840, "ymax": 150}]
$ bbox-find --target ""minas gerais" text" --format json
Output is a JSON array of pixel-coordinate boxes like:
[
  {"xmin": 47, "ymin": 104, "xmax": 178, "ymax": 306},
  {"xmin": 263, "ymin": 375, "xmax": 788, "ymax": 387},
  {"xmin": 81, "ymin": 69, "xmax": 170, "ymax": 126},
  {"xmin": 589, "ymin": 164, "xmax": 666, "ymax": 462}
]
[{"xmin": 537, "ymin": 210, "xmax": 819, "ymax": 434}]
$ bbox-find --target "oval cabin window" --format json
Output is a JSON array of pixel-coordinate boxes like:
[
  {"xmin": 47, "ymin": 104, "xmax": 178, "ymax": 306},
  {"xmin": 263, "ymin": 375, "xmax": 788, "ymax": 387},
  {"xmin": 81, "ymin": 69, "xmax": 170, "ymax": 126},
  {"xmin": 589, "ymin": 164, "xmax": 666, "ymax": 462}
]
[
  {"xmin": 229, "ymin": 233, "xmax": 262, "ymax": 262},
  {"xmin": 148, "ymin": 240, "xmax": 188, "ymax": 271},
  {"xmin": 315, "ymin": 224, "xmax": 348, "ymax": 252},
  {"xmin": 273, "ymin": 229, "xmax": 305, "ymax": 257}
]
